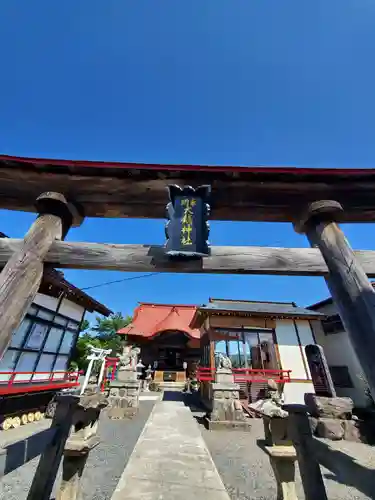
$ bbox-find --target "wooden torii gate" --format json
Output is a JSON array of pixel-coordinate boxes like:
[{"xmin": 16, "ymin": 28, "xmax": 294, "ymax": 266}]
[{"xmin": 1, "ymin": 155, "xmax": 375, "ymax": 407}]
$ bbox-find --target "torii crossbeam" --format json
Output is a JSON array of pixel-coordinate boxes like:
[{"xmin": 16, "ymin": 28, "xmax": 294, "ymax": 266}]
[{"xmin": 1, "ymin": 156, "xmax": 375, "ymax": 404}]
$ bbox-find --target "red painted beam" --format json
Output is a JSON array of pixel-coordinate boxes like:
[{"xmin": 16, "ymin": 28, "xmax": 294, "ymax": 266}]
[{"xmin": 0, "ymin": 154, "xmax": 374, "ymax": 176}]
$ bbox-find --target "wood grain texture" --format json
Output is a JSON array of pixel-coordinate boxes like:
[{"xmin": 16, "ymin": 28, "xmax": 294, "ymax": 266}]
[
  {"xmin": 2, "ymin": 160, "xmax": 375, "ymax": 221},
  {"xmin": 2, "ymin": 238, "xmax": 375, "ymax": 276},
  {"xmin": 306, "ymin": 220, "xmax": 375, "ymax": 400},
  {"xmin": 0, "ymin": 214, "xmax": 62, "ymax": 358},
  {"xmin": 27, "ymin": 395, "xmax": 79, "ymax": 500}
]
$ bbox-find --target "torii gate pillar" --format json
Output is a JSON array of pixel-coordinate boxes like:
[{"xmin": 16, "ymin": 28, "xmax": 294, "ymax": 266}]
[
  {"xmin": 0, "ymin": 192, "xmax": 80, "ymax": 358},
  {"xmin": 295, "ymin": 200, "xmax": 375, "ymax": 401}
]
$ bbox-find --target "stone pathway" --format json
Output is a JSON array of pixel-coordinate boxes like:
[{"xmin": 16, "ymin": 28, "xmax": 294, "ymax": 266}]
[
  {"xmin": 139, "ymin": 392, "xmax": 163, "ymax": 402},
  {"xmin": 111, "ymin": 400, "xmax": 230, "ymax": 500}
]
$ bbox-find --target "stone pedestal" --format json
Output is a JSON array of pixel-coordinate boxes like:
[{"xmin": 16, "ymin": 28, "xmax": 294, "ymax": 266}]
[
  {"xmin": 260, "ymin": 411, "xmax": 298, "ymax": 499},
  {"xmin": 215, "ymin": 368, "xmax": 235, "ymax": 384},
  {"xmin": 264, "ymin": 446, "xmax": 298, "ymax": 500},
  {"xmin": 263, "ymin": 417, "xmax": 292, "ymax": 446},
  {"xmin": 205, "ymin": 381, "xmax": 251, "ymax": 432},
  {"xmin": 56, "ymin": 393, "xmax": 108, "ymax": 500},
  {"xmin": 107, "ymin": 379, "xmax": 140, "ymax": 419},
  {"xmin": 57, "ymin": 455, "xmax": 89, "ymax": 500},
  {"xmin": 117, "ymin": 368, "xmax": 137, "ymax": 382}
]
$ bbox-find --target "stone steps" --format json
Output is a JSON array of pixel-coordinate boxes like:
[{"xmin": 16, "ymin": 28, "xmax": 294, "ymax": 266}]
[{"xmin": 157, "ymin": 381, "xmax": 186, "ymax": 391}]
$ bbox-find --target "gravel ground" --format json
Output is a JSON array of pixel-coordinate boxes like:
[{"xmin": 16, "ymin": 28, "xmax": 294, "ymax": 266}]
[
  {"xmin": 0, "ymin": 401, "xmax": 154, "ymax": 500},
  {"xmin": 2, "ymin": 393, "xmax": 375, "ymax": 500},
  {"xmin": 201, "ymin": 418, "xmax": 375, "ymax": 500}
]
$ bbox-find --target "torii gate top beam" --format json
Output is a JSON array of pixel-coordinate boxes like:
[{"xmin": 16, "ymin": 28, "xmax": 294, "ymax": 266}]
[{"xmin": 1, "ymin": 154, "xmax": 375, "ymax": 222}]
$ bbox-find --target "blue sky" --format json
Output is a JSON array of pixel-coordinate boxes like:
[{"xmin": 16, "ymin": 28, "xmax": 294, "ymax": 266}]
[{"xmin": 1, "ymin": 1, "xmax": 375, "ymax": 320}]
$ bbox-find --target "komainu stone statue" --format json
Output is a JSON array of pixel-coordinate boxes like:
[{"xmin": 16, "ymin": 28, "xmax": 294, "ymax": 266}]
[
  {"xmin": 117, "ymin": 345, "xmax": 141, "ymax": 381},
  {"xmin": 107, "ymin": 345, "xmax": 141, "ymax": 420},
  {"xmin": 217, "ymin": 352, "xmax": 232, "ymax": 370},
  {"xmin": 249, "ymin": 379, "xmax": 288, "ymax": 419}
]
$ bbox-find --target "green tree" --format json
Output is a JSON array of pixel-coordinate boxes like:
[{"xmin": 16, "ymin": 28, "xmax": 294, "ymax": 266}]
[
  {"xmin": 92, "ymin": 312, "xmax": 132, "ymax": 354},
  {"xmin": 71, "ymin": 333, "xmax": 103, "ymax": 371},
  {"xmin": 80, "ymin": 318, "xmax": 90, "ymax": 334},
  {"xmin": 70, "ymin": 313, "xmax": 132, "ymax": 371}
]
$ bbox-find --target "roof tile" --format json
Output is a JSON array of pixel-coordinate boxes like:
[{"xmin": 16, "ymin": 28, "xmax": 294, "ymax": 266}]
[{"xmin": 118, "ymin": 303, "xmax": 200, "ymax": 339}]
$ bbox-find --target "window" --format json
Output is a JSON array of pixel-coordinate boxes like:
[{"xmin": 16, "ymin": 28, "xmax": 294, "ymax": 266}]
[
  {"xmin": 201, "ymin": 343, "xmax": 210, "ymax": 367},
  {"xmin": 329, "ymin": 366, "xmax": 354, "ymax": 388},
  {"xmin": 33, "ymin": 354, "xmax": 55, "ymax": 380},
  {"xmin": 213, "ymin": 328, "xmax": 276, "ymax": 370},
  {"xmin": 53, "ymin": 355, "xmax": 69, "ymax": 379},
  {"xmin": 322, "ymin": 315, "xmax": 344, "ymax": 335},
  {"xmin": 54, "ymin": 315, "xmax": 68, "ymax": 327},
  {"xmin": 44, "ymin": 327, "xmax": 64, "ymax": 353},
  {"xmin": 245, "ymin": 331, "xmax": 275, "ymax": 370},
  {"xmin": 14, "ymin": 352, "xmax": 39, "ymax": 381},
  {"xmin": 67, "ymin": 320, "xmax": 79, "ymax": 331},
  {"xmin": 11, "ymin": 319, "xmax": 32, "ymax": 348},
  {"xmin": 0, "ymin": 350, "xmax": 18, "ymax": 381},
  {"xmin": 215, "ymin": 341, "xmax": 226, "ymax": 354},
  {"xmin": 228, "ymin": 339, "xmax": 243, "ymax": 368},
  {"xmin": 244, "ymin": 340, "xmax": 251, "ymax": 368},
  {"xmin": 37, "ymin": 309, "xmax": 55, "ymax": 321},
  {"xmin": 5, "ymin": 304, "xmax": 82, "ymax": 382},
  {"xmin": 28, "ymin": 304, "xmax": 38, "ymax": 315},
  {"xmin": 59, "ymin": 330, "xmax": 75, "ymax": 354},
  {"xmin": 25, "ymin": 323, "xmax": 49, "ymax": 349}
]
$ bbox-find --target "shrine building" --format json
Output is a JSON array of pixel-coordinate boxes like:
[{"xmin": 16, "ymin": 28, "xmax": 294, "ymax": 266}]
[
  {"xmin": 117, "ymin": 303, "xmax": 201, "ymax": 385},
  {"xmin": 118, "ymin": 298, "xmax": 328, "ymax": 404}
]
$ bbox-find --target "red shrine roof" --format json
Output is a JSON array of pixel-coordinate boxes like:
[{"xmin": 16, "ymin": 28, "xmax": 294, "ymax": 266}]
[{"xmin": 117, "ymin": 303, "xmax": 200, "ymax": 339}]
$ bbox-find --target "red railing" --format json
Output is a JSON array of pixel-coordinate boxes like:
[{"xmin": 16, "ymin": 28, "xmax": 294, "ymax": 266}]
[
  {"xmin": 195, "ymin": 367, "xmax": 216, "ymax": 381},
  {"xmin": 196, "ymin": 367, "xmax": 292, "ymax": 383},
  {"xmin": 0, "ymin": 370, "xmax": 81, "ymax": 395}
]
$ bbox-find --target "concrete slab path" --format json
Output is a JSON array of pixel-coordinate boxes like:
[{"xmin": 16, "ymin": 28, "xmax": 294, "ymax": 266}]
[{"xmin": 111, "ymin": 401, "xmax": 231, "ymax": 500}]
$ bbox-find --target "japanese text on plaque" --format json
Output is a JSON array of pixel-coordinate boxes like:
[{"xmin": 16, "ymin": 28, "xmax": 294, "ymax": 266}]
[{"xmin": 181, "ymin": 198, "xmax": 196, "ymax": 245}]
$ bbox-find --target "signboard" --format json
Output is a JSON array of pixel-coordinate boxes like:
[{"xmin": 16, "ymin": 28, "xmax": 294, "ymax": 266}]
[
  {"xmin": 165, "ymin": 185, "xmax": 211, "ymax": 257},
  {"xmin": 305, "ymin": 344, "xmax": 336, "ymax": 397}
]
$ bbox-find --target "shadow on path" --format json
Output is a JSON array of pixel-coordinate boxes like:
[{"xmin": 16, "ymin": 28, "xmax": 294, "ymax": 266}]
[
  {"xmin": 162, "ymin": 391, "xmax": 208, "ymax": 428},
  {"xmin": 313, "ymin": 438, "xmax": 375, "ymax": 499},
  {"xmin": 162, "ymin": 391, "xmax": 204, "ymax": 408},
  {"xmin": 162, "ymin": 391, "xmax": 205, "ymax": 409},
  {"xmin": 162, "ymin": 391, "xmax": 185, "ymax": 402}
]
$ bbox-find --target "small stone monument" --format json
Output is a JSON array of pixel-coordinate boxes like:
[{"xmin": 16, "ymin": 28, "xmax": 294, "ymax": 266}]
[
  {"xmin": 205, "ymin": 353, "xmax": 251, "ymax": 431},
  {"xmin": 107, "ymin": 345, "xmax": 141, "ymax": 419},
  {"xmin": 143, "ymin": 365, "xmax": 153, "ymax": 392}
]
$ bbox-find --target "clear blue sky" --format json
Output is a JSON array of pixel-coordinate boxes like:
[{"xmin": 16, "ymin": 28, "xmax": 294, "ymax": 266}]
[{"xmin": 1, "ymin": 1, "xmax": 375, "ymax": 319}]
